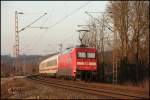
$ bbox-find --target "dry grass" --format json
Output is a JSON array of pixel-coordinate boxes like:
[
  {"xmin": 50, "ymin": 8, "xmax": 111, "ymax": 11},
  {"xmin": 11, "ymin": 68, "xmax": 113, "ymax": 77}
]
[
  {"xmin": 1, "ymin": 78, "xmax": 102, "ymax": 99},
  {"xmin": 1, "ymin": 78, "xmax": 37, "ymax": 99},
  {"xmin": 1, "ymin": 77, "xmax": 149, "ymax": 99}
]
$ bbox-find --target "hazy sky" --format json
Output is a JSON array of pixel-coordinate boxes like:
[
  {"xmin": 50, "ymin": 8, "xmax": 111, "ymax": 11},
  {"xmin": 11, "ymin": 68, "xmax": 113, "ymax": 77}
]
[{"xmin": 1, "ymin": 1, "xmax": 108, "ymax": 56}]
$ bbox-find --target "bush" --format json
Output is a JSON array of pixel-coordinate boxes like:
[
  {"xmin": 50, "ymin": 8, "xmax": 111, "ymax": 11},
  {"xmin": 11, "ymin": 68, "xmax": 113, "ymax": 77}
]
[{"xmin": 118, "ymin": 57, "xmax": 148, "ymax": 85}]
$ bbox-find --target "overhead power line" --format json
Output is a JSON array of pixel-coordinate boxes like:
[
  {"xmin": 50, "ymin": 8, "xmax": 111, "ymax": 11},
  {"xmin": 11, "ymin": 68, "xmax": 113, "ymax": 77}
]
[
  {"xmin": 47, "ymin": 1, "xmax": 90, "ymax": 30},
  {"xmin": 26, "ymin": 2, "xmax": 91, "ymax": 54},
  {"xmin": 18, "ymin": 13, "xmax": 47, "ymax": 32}
]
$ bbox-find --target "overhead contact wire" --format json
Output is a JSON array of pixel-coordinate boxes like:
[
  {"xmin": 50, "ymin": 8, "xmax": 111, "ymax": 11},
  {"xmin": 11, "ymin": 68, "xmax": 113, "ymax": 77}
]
[{"xmin": 27, "ymin": 1, "xmax": 91, "ymax": 54}]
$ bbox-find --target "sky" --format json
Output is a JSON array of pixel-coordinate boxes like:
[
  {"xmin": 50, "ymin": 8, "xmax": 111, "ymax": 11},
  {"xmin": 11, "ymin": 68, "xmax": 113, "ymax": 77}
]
[{"xmin": 1, "ymin": 1, "xmax": 108, "ymax": 56}]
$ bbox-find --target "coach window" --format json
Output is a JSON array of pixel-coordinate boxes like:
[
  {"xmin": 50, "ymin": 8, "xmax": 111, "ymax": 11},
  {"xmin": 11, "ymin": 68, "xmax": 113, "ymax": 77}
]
[
  {"xmin": 44, "ymin": 63, "xmax": 47, "ymax": 67},
  {"xmin": 47, "ymin": 59, "xmax": 57, "ymax": 67},
  {"xmin": 51, "ymin": 59, "xmax": 57, "ymax": 66},
  {"xmin": 47, "ymin": 61, "xmax": 52, "ymax": 67}
]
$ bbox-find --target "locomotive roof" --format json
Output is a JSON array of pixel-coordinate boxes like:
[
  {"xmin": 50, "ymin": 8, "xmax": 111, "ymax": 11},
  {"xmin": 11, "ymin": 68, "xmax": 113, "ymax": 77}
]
[
  {"xmin": 65, "ymin": 45, "xmax": 96, "ymax": 50},
  {"xmin": 66, "ymin": 47, "xmax": 96, "ymax": 50},
  {"xmin": 74, "ymin": 47, "xmax": 96, "ymax": 49}
]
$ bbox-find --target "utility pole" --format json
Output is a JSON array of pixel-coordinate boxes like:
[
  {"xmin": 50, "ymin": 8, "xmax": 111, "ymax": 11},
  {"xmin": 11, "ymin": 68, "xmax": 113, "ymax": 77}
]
[
  {"xmin": 15, "ymin": 11, "xmax": 23, "ymax": 75},
  {"xmin": 14, "ymin": 11, "xmax": 47, "ymax": 75},
  {"xmin": 112, "ymin": 29, "xmax": 119, "ymax": 85}
]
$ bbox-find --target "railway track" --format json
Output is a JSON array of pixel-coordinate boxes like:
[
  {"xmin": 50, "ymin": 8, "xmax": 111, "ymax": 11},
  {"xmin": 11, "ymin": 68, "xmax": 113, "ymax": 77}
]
[
  {"xmin": 33, "ymin": 75, "xmax": 149, "ymax": 97},
  {"xmin": 26, "ymin": 75, "xmax": 149, "ymax": 99},
  {"xmin": 36, "ymin": 75, "xmax": 148, "ymax": 95}
]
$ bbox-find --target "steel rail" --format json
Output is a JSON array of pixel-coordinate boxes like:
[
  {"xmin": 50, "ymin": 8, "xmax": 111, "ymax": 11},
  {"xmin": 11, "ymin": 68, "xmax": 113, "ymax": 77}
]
[
  {"xmin": 35, "ymin": 75, "xmax": 149, "ymax": 97},
  {"xmin": 26, "ymin": 76, "xmax": 148, "ymax": 99}
]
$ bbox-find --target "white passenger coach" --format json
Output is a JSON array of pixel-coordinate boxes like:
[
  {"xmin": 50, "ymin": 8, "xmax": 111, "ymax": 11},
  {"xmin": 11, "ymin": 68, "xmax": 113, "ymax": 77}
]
[{"xmin": 39, "ymin": 54, "xmax": 59, "ymax": 76}]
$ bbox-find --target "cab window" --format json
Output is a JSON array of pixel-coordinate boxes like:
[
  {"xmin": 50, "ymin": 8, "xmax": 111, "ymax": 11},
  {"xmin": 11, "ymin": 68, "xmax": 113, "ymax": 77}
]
[
  {"xmin": 63, "ymin": 48, "xmax": 72, "ymax": 54},
  {"xmin": 87, "ymin": 52, "xmax": 96, "ymax": 59},
  {"xmin": 77, "ymin": 52, "xmax": 86, "ymax": 58}
]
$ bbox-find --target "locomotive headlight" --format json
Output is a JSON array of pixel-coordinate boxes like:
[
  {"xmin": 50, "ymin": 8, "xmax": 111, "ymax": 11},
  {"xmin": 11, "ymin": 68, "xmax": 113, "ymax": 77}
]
[
  {"xmin": 89, "ymin": 62, "xmax": 96, "ymax": 66},
  {"xmin": 87, "ymin": 52, "xmax": 95, "ymax": 58}
]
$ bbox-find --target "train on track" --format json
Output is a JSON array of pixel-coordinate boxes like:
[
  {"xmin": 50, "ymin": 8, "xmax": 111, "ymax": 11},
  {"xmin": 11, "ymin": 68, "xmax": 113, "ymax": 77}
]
[{"xmin": 39, "ymin": 46, "xmax": 97, "ymax": 80}]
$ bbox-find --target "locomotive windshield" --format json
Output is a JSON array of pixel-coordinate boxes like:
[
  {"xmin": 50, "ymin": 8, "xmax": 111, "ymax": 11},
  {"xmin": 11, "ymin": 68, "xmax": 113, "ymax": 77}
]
[
  {"xmin": 77, "ymin": 52, "xmax": 86, "ymax": 58},
  {"xmin": 77, "ymin": 52, "xmax": 96, "ymax": 59},
  {"xmin": 87, "ymin": 52, "xmax": 96, "ymax": 58},
  {"xmin": 78, "ymin": 52, "xmax": 96, "ymax": 59}
]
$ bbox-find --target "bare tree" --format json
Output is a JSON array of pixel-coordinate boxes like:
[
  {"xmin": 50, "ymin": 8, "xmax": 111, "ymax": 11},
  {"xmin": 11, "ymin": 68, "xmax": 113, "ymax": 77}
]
[
  {"xmin": 107, "ymin": 1, "xmax": 129, "ymax": 59},
  {"xmin": 107, "ymin": 1, "xmax": 149, "ymax": 85},
  {"xmin": 82, "ymin": 13, "xmax": 111, "ymax": 81}
]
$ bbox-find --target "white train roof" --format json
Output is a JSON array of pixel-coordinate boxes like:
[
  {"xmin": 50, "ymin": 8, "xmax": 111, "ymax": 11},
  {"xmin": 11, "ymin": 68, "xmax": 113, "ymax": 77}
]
[{"xmin": 40, "ymin": 54, "xmax": 59, "ymax": 64}]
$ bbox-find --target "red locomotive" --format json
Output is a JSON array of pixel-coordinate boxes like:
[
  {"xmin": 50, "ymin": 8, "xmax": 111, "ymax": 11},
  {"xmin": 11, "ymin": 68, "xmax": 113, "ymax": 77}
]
[{"xmin": 39, "ymin": 46, "xmax": 97, "ymax": 80}]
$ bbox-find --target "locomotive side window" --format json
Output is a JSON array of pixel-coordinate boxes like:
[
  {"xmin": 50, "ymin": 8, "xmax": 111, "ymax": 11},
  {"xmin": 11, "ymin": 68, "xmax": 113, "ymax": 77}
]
[
  {"xmin": 87, "ymin": 52, "xmax": 96, "ymax": 59},
  {"xmin": 77, "ymin": 52, "xmax": 86, "ymax": 58},
  {"xmin": 63, "ymin": 48, "xmax": 72, "ymax": 54}
]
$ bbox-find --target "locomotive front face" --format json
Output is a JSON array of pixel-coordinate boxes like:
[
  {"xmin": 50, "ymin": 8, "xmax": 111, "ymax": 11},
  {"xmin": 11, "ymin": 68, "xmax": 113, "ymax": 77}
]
[
  {"xmin": 57, "ymin": 47, "xmax": 97, "ymax": 80},
  {"xmin": 76, "ymin": 48, "xmax": 97, "ymax": 71}
]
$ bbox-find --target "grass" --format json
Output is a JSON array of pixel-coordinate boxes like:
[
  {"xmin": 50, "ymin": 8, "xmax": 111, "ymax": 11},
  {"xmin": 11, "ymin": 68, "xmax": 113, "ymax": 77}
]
[{"xmin": 1, "ymin": 78, "xmax": 101, "ymax": 99}]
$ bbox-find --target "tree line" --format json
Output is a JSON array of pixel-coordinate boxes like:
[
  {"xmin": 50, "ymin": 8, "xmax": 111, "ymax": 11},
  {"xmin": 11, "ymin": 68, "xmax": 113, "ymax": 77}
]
[{"xmin": 81, "ymin": 1, "xmax": 149, "ymax": 86}]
